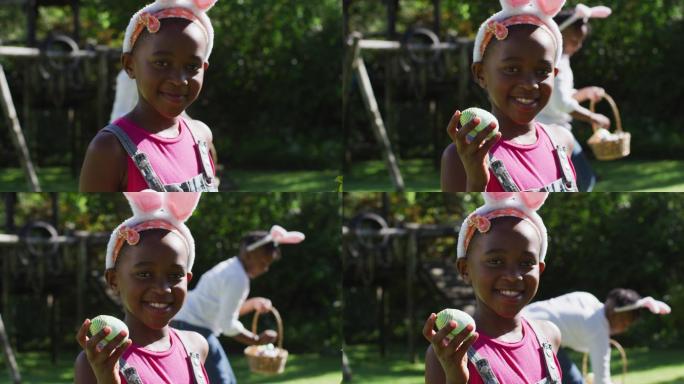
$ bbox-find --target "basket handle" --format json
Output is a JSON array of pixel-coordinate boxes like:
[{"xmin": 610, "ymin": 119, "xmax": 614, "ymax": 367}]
[
  {"xmin": 251, "ymin": 306, "xmax": 284, "ymax": 349},
  {"xmin": 589, "ymin": 92, "xmax": 624, "ymax": 134},
  {"xmin": 581, "ymin": 338, "xmax": 627, "ymax": 384}
]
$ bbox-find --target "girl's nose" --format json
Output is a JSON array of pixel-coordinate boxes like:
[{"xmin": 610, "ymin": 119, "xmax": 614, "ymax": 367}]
[{"xmin": 169, "ymin": 69, "xmax": 189, "ymax": 86}]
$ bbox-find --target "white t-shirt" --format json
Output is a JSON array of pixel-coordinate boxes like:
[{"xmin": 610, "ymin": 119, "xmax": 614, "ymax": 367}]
[
  {"xmin": 523, "ymin": 292, "xmax": 613, "ymax": 384},
  {"xmin": 174, "ymin": 256, "xmax": 249, "ymax": 337},
  {"xmin": 537, "ymin": 54, "xmax": 582, "ymax": 130}
]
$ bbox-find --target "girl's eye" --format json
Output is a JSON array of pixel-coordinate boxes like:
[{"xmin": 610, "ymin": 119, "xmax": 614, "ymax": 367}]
[
  {"xmin": 170, "ymin": 273, "xmax": 185, "ymax": 281},
  {"xmin": 486, "ymin": 259, "xmax": 503, "ymax": 266},
  {"xmin": 503, "ymin": 67, "xmax": 519, "ymax": 74},
  {"xmin": 536, "ymin": 68, "xmax": 552, "ymax": 76},
  {"xmin": 136, "ymin": 271, "xmax": 151, "ymax": 278},
  {"xmin": 520, "ymin": 260, "xmax": 535, "ymax": 268},
  {"xmin": 154, "ymin": 60, "xmax": 169, "ymax": 68},
  {"xmin": 187, "ymin": 64, "xmax": 201, "ymax": 72}
]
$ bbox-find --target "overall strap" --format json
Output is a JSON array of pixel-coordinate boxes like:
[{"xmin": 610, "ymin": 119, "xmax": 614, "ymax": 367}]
[
  {"xmin": 118, "ymin": 357, "xmax": 144, "ymax": 384},
  {"xmin": 539, "ymin": 124, "xmax": 578, "ymax": 192},
  {"xmin": 467, "ymin": 347, "xmax": 501, "ymax": 384},
  {"xmin": 174, "ymin": 330, "xmax": 208, "ymax": 384},
  {"xmin": 525, "ymin": 319, "xmax": 562, "ymax": 384},
  {"xmin": 183, "ymin": 119, "xmax": 217, "ymax": 190},
  {"xmin": 166, "ymin": 173, "xmax": 217, "ymax": 192},
  {"xmin": 102, "ymin": 124, "xmax": 166, "ymax": 192},
  {"xmin": 488, "ymin": 153, "xmax": 521, "ymax": 192}
]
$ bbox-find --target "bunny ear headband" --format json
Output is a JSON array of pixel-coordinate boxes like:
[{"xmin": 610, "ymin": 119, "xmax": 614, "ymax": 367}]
[
  {"xmin": 105, "ymin": 192, "xmax": 201, "ymax": 272},
  {"xmin": 614, "ymin": 297, "xmax": 672, "ymax": 315},
  {"xmin": 473, "ymin": 0, "xmax": 566, "ymax": 66},
  {"xmin": 457, "ymin": 192, "xmax": 549, "ymax": 261},
  {"xmin": 245, "ymin": 225, "xmax": 306, "ymax": 252},
  {"xmin": 123, "ymin": 0, "xmax": 217, "ymax": 62},
  {"xmin": 558, "ymin": 4, "xmax": 611, "ymax": 31}
]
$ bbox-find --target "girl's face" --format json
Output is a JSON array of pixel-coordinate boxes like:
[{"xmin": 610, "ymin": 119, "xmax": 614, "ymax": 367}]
[
  {"xmin": 241, "ymin": 246, "xmax": 279, "ymax": 279},
  {"xmin": 457, "ymin": 217, "xmax": 545, "ymax": 319},
  {"xmin": 562, "ymin": 25, "xmax": 588, "ymax": 56},
  {"xmin": 473, "ymin": 25, "xmax": 558, "ymax": 126},
  {"xmin": 123, "ymin": 19, "xmax": 209, "ymax": 118},
  {"xmin": 107, "ymin": 229, "xmax": 192, "ymax": 330}
]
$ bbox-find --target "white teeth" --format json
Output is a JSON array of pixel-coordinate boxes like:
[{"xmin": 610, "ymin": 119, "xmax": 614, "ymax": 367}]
[
  {"xmin": 148, "ymin": 302, "xmax": 170, "ymax": 309},
  {"xmin": 499, "ymin": 290, "xmax": 521, "ymax": 297},
  {"xmin": 515, "ymin": 98, "xmax": 535, "ymax": 105}
]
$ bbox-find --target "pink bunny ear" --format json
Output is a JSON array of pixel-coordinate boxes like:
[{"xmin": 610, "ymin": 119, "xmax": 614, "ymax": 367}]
[
  {"xmin": 193, "ymin": 0, "xmax": 216, "ymax": 11},
  {"xmin": 504, "ymin": 0, "xmax": 531, "ymax": 7},
  {"xmin": 485, "ymin": 192, "xmax": 516, "ymax": 201},
  {"xmin": 519, "ymin": 192, "xmax": 548, "ymax": 210},
  {"xmin": 536, "ymin": 0, "xmax": 565, "ymax": 16},
  {"xmin": 164, "ymin": 192, "xmax": 201, "ymax": 222},
  {"xmin": 640, "ymin": 297, "xmax": 672, "ymax": 315},
  {"xmin": 270, "ymin": 225, "xmax": 305, "ymax": 244},
  {"xmin": 124, "ymin": 192, "xmax": 163, "ymax": 214},
  {"xmin": 591, "ymin": 5, "xmax": 612, "ymax": 18}
]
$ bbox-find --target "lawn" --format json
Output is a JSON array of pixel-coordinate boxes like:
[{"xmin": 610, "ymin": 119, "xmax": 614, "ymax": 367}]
[
  {"xmin": 0, "ymin": 167, "xmax": 341, "ymax": 192},
  {"xmin": 343, "ymin": 344, "xmax": 684, "ymax": 383},
  {"xmin": 344, "ymin": 158, "xmax": 684, "ymax": 192},
  {"xmin": 0, "ymin": 350, "xmax": 341, "ymax": 383}
]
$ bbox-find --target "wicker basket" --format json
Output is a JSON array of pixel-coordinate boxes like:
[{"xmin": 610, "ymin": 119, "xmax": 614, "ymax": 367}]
[
  {"xmin": 244, "ymin": 307, "xmax": 288, "ymax": 375},
  {"xmin": 586, "ymin": 93, "xmax": 631, "ymax": 161},
  {"xmin": 582, "ymin": 338, "xmax": 627, "ymax": 384}
]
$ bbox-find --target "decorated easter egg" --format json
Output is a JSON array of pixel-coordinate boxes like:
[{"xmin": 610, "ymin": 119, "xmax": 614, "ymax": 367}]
[
  {"xmin": 460, "ymin": 107, "xmax": 499, "ymax": 143},
  {"xmin": 435, "ymin": 308, "xmax": 476, "ymax": 339}
]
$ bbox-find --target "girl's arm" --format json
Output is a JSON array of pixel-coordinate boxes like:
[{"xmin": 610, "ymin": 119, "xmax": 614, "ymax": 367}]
[
  {"xmin": 239, "ymin": 297, "xmax": 272, "ymax": 316},
  {"xmin": 79, "ymin": 132, "xmax": 127, "ymax": 192},
  {"xmin": 179, "ymin": 330, "xmax": 210, "ymax": 363},
  {"xmin": 74, "ymin": 318, "xmax": 130, "ymax": 384},
  {"xmin": 441, "ymin": 110, "xmax": 501, "ymax": 192},
  {"xmin": 534, "ymin": 319, "xmax": 562, "ymax": 353},
  {"xmin": 423, "ymin": 313, "xmax": 478, "ymax": 384},
  {"xmin": 546, "ymin": 124, "xmax": 575, "ymax": 159}
]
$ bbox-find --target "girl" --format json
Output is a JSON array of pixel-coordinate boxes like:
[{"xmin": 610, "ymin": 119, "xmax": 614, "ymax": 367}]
[
  {"xmin": 171, "ymin": 225, "xmax": 305, "ymax": 384},
  {"xmin": 75, "ymin": 192, "xmax": 211, "ymax": 383},
  {"xmin": 537, "ymin": 4, "xmax": 612, "ymax": 191},
  {"xmin": 441, "ymin": 0, "xmax": 578, "ymax": 192},
  {"xmin": 424, "ymin": 192, "xmax": 562, "ymax": 384},
  {"xmin": 80, "ymin": 0, "xmax": 218, "ymax": 192}
]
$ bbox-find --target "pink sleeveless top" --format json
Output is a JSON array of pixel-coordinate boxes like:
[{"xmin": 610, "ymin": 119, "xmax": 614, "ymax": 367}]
[
  {"xmin": 467, "ymin": 318, "xmax": 562, "ymax": 384},
  {"xmin": 485, "ymin": 123, "xmax": 576, "ymax": 192},
  {"xmin": 112, "ymin": 117, "xmax": 214, "ymax": 192},
  {"xmin": 119, "ymin": 328, "xmax": 210, "ymax": 384}
]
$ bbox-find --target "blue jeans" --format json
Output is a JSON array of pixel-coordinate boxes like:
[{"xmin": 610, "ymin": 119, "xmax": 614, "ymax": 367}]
[
  {"xmin": 571, "ymin": 136, "xmax": 596, "ymax": 192},
  {"xmin": 171, "ymin": 320, "xmax": 237, "ymax": 384},
  {"xmin": 557, "ymin": 347, "xmax": 585, "ymax": 384}
]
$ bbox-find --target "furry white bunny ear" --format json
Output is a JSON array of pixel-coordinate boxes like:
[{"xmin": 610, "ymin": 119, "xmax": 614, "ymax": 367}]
[
  {"xmin": 164, "ymin": 192, "xmax": 201, "ymax": 223},
  {"xmin": 193, "ymin": 0, "xmax": 216, "ymax": 11},
  {"xmin": 124, "ymin": 192, "xmax": 163, "ymax": 215},
  {"xmin": 519, "ymin": 192, "xmax": 548, "ymax": 210},
  {"xmin": 536, "ymin": 0, "xmax": 566, "ymax": 17}
]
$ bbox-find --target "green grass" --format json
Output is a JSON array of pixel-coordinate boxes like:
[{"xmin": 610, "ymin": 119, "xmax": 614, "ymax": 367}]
[
  {"xmin": 344, "ymin": 159, "xmax": 684, "ymax": 192},
  {"xmin": 0, "ymin": 167, "xmax": 341, "ymax": 192},
  {"xmin": 0, "ymin": 351, "xmax": 341, "ymax": 384},
  {"xmin": 344, "ymin": 344, "xmax": 684, "ymax": 384}
]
